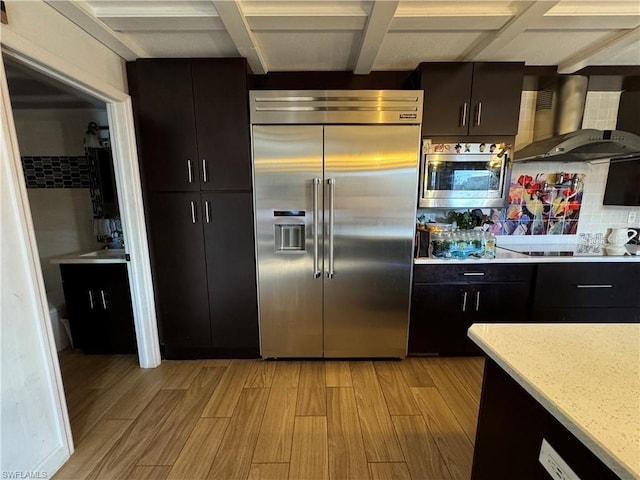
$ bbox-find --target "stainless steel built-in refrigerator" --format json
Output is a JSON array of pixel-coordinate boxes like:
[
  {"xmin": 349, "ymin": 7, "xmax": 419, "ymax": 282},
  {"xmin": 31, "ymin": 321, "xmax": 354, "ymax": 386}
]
[{"xmin": 250, "ymin": 91, "xmax": 424, "ymax": 358}]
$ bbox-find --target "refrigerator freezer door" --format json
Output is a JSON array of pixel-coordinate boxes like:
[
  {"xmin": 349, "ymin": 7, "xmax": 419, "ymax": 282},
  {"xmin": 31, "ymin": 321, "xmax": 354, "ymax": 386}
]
[
  {"xmin": 253, "ymin": 125, "xmax": 324, "ymax": 357},
  {"xmin": 323, "ymin": 125, "xmax": 421, "ymax": 357}
]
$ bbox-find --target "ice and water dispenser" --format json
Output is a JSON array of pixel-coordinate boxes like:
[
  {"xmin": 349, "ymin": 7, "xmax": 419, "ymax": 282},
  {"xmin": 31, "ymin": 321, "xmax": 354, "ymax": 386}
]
[{"xmin": 274, "ymin": 210, "xmax": 306, "ymax": 252}]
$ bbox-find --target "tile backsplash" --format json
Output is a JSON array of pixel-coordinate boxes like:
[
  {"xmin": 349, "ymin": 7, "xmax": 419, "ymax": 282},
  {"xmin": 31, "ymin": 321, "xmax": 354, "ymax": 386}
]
[
  {"xmin": 21, "ymin": 156, "xmax": 90, "ymax": 188},
  {"xmin": 486, "ymin": 170, "xmax": 585, "ymax": 236}
]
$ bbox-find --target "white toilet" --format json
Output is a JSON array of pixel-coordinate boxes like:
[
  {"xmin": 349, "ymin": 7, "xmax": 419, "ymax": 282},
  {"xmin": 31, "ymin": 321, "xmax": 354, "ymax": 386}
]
[{"xmin": 47, "ymin": 289, "xmax": 72, "ymax": 351}]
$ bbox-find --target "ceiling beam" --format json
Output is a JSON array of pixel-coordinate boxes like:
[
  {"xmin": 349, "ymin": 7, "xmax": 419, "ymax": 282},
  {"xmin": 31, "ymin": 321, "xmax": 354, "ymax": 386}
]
[
  {"xmin": 210, "ymin": 0, "xmax": 268, "ymax": 74},
  {"xmin": 558, "ymin": 26, "xmax": 640, "ymax": 74},
  {"xmin": 354, "ymin": 0, "xmax": 399, "ymax": 75},
  {"xmin": 44, "ymin": 0, "xmax": 148, "ymax": 61},
  {"xmin": 460, "ymin": 1, "xmax": 559, "ymax": 61}
]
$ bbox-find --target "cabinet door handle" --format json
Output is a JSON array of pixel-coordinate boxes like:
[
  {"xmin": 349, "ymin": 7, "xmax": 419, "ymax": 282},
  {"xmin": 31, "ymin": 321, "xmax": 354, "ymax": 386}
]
[
  {"xmin": 204, "ymin": 200, "xmax": 211, "ymax": 223},
  {"xmin": 312, "ymin": 178, "xmax": 321, "ymax": 279},
  {"xmin": 187, "ymin": 159, "xmax": 193, "ymax": 183},
  {"xmin": 474, "ymin": 290, "xmax": 480, "ymax": 312},
  {"xmin": 460, "ymin": 102, "xmax": 468, "ymax": 127},
  {"xmin": 576, "ymin": 284, "xmax": 613, "ymax": 288},
  {"xmin": 88, "ymin": 290, "xmax": 95, "ymax": 310},
  {"xmin": 475, "ymin": 102, "xmax": 482, "ymax": 126},
  {"xmin": 190, "ymin": 201, "xmax": 198, "ymax": 224},
  {"xmin": 461, "ymin": 291, "xmax": 468, "ymax": 312},
  {"xmin": 202, "ymin": 159, "xmax": 209, "ymax": 183},
  {"xmin": 205, "ymin": 200, "xmax": 211, "ymax": 223},
  {"xmin": 100, "ymin": 290, "xmax": 108, "ymax": 310},
  {"xmin": 463, "ymin": 272, "xmax": 484, "ymax": 276}
]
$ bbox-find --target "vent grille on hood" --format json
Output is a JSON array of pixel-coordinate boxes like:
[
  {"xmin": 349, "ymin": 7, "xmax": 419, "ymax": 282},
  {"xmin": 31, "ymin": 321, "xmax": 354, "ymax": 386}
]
[{"xmin": 515, "ymin": 76, "xmax": 640, "ymax": 162}]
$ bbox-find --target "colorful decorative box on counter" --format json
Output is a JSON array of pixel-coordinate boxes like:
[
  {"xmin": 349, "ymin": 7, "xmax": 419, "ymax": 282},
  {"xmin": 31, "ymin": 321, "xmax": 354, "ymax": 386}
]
[
  {"xmin": 415, "ymin": 223, "xmax": 496, "ymax": 259},
  {"xmin": 431, "ymin": 230, "xmax": 496, "ymax": 259}
]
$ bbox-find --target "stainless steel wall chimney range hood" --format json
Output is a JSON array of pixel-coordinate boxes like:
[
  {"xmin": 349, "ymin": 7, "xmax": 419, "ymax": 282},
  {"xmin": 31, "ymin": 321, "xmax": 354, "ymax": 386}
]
[
  {"xmin": 514, "ymin": 76, "xmax": 640, "ymax": 162},
  {"xmin": 515, "ymin": 129, "xmax": 640, "ymax": 163}
]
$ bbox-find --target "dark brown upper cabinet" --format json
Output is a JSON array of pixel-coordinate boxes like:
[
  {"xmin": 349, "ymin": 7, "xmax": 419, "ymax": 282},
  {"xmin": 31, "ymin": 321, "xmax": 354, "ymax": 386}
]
[
  {"xmin": 129, "ymin": 58, "xmax": 252, "ymax": 192},
  {"xmin": 416, "ymin": 62, "xmax": 525, "ymax": 137}
]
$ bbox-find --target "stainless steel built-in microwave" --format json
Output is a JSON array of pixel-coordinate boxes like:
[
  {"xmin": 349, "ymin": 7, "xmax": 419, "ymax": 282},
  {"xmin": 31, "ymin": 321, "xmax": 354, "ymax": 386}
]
[{"xmin": 418, "ymin": 140, "xmax": 512, "ymax": 208}]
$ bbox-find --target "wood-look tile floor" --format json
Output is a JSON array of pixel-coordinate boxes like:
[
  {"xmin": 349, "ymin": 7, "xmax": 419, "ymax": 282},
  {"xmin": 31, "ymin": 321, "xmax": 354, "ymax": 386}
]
[{"xmin": 53, "ymin": 350, "xmax": 485, "ymax": 480}]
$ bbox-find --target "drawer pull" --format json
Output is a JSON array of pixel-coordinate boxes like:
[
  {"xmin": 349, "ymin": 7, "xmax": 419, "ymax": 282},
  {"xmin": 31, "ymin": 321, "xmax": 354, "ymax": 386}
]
[
  {"xmin": 463, "ymin": 272, "xmax": 485, "ymax": 276},
  {"xmin": 576, "ymin": 284, "xmax": 613, "ymax": 288}
]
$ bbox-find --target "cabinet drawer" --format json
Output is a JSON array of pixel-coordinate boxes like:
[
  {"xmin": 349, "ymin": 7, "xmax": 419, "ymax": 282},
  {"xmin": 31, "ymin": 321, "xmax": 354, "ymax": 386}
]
[
  {"xmin": 534, "ymin": 263, "xmax": 640, "ymax": 308},
  {"xmin": 414, "ymin": 263, "xmax": 535, "ymax": 284}
]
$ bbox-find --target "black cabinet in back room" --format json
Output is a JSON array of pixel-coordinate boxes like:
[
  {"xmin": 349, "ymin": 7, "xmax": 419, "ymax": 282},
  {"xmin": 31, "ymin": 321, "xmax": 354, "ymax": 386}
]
[{"xmin": 128, "ymin": 58, "xmax": 259, "ymax": 359}]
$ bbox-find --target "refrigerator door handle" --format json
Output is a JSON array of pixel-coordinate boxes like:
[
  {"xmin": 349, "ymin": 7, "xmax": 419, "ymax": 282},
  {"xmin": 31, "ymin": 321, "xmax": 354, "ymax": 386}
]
[
  {"xmin": 327, "ymin": 178, "xmax": 335, "ymax": 279},
  {"xmin": 312, "ymin": 178, "xmax": 321, "ymax": 278}
]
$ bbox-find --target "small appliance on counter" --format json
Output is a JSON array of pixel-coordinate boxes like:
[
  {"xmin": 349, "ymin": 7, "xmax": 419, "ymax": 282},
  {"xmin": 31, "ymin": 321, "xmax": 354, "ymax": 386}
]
[{"xmin": 418, "ymin": 140, "xmax": 512, "ymax": 208}]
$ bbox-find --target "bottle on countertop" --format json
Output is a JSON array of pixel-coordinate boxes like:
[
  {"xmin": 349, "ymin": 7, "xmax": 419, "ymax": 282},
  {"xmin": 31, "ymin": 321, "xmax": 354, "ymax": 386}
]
[{"xmin": 484, "ymin": 232, "xmax": 496, "ymax": 259}]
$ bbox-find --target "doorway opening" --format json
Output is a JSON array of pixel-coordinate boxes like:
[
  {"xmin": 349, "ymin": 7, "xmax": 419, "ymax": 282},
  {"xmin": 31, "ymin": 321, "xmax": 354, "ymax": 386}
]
[{"xmin": 5, "ymin": 56, "xmax": 129, "ymax": 351}]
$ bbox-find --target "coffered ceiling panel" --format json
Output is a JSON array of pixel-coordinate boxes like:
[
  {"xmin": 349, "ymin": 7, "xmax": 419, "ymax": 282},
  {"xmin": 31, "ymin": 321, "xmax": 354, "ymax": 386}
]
[
  {"xmin": 586, "ymin": 40, "xmax": 640, "ymax": 66},
  {"xmin": 132, "ymin": 31, "xmax": 239, "ymax": 58},
  {"xmin": 375, "ymin": 32, "xmax": 488, "ymax": 70},
  {"xmin": 255, "ymin": 32, "xmax": 361, "ymax": 71},
  {"xmin": 46, "ymin": 0, "xmax": 640, "ymax": 73},
  {"xmin": 490, "ymin": 31, "xmax": 623, "ymax": 65}
]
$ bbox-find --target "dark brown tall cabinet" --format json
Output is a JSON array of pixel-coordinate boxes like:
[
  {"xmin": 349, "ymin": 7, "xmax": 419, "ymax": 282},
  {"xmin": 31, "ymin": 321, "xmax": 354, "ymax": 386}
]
[
  {"xmin": 415, "ymin": 62, "xmax": 525, "ymax": 137},
  {"xmin": 128, "ymin": 58, "xmax": 259, "ymax": 359}
]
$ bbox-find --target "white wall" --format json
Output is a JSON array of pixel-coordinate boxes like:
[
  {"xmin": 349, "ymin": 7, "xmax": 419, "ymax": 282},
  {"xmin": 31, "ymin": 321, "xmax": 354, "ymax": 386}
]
[
  {"xmin": 28, "ymin": 189, "xmax": 97, "ymax": 293},
  {"xmin": 1, "ymin": 2, "xmax": 130, "ymax": 476},
  {"xmin": 1, "ymin": 85, "xmax": 72, "ymax": 479},
  {"xmin": 13, "ymin": 108, "xmax": 108, "ymax": 156},
  {"xmin": 2, "ymin": 2, "xmax": 127, "ymax": 93}
]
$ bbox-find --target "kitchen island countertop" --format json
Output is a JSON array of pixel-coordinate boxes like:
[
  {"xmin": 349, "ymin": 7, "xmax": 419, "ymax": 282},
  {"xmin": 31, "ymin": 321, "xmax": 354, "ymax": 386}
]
[
  {"xmin": 468, "ymin": 323, "xmax": 640, "ymax": 480},
  {"xmin": 50, "ymin": 249, "xmax": 127, "ymax": 264}
]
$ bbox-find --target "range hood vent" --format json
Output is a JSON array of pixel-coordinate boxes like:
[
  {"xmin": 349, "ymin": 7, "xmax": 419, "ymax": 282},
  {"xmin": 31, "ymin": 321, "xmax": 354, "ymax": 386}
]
[
  {"xmin": 515, "ymin": 129, "xmax": 640, "ymax": 163},
  {"xmin": 515, "ymin": 76, "xmax": 640, "ymax": 162}
]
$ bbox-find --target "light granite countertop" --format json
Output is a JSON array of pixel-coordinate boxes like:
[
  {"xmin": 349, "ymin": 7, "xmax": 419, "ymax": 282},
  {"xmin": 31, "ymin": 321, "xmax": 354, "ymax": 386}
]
[
  {"xmin": 468, "ymin": 323, "xmax": 640, "ymax": 480},
  {"xmin": 415, "ymin": 243, "xmax": 640, "ymax": 264},
  {"xmin": 50, "ymin": 249, "xmax": 127, "ymax": 264}
]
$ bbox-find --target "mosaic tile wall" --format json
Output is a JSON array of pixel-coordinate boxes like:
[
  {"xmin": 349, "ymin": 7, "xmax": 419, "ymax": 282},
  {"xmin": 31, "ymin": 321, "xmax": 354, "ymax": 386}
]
[
  {"xmin": 21, "ymin": 156, "xmax": 90, "ymax": 188},
  {"xmin": 485, "ymin": 172, "xmax": 586, "ymax": 236}
]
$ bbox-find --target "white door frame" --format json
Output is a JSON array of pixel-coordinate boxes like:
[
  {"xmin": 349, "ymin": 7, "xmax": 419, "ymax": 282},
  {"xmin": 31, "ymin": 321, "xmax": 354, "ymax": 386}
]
[{"xmin": 1, "ymin": 36, "xmax": 161, "ymax": 361}]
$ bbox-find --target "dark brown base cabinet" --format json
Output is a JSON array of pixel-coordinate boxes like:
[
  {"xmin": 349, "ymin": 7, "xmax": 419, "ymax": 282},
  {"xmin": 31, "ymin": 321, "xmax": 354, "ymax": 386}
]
[
  {"xmin": 60, "ymin": 264, "xmax": 136, "ymax": 354},
  {"xmin": 147, "ymin": 192, "xmax": 259, "ymax": 358},
  {"xmin": 533, "ymin": 263, "xmax": 640, "ymax": 323},
  {"xmin": 472, "ymin": 359, "xmax": 619, "ymax": 479},
  {"xmin": 409, "ymin": 264, "xmax": 535, "ymax": 355}
]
